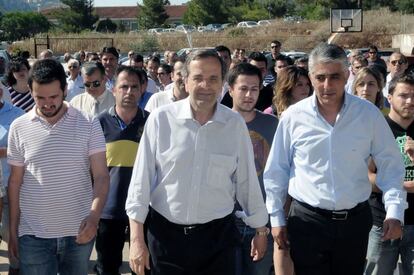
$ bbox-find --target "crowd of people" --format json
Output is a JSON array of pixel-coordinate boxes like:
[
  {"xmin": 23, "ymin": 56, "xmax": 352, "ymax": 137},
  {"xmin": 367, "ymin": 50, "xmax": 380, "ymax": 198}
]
[{"xmin": 0, "ymin": 39, "xmax": 413, "ymax": 275}]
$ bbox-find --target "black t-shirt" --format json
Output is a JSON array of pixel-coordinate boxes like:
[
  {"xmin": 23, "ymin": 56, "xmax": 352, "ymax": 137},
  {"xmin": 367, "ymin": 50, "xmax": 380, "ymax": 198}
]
[{"xmin": 369, "ymin": 116, "xmax": 414, "ymax": 226}]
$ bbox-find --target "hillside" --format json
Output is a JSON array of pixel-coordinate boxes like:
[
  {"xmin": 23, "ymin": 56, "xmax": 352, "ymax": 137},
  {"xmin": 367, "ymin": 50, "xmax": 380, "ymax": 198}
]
[{"xmin": 0, "ymin": 0, "xmax": 62, "ymax": 12}]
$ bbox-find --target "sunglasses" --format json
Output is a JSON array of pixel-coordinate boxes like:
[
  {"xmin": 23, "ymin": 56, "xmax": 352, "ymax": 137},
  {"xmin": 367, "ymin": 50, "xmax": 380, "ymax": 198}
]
[
  {"xmin": 84, "ymin": 80, "xmax": 101, "ymax": 88},
  {"xmin": 68, "ymin": 65, "xmax": 78, "ymax": 69},
  {"xmin": 368, "ymin": 51, "xmax": 377, "ymax": 54},
  {"xmin": 390, "ymin": 59, "xmax": 407, "ymax": 66}
]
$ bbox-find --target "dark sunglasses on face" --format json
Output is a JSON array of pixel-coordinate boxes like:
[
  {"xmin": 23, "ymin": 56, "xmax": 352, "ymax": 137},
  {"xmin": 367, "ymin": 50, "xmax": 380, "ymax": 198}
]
[
  {"xmin": 68, "ymin": 65, "xmax": 78, "ymax": 69},
  {"xmin": 368, "ymin": 51, "xmax": 377, "ymax": 54},
  {"xmin": 390, "ymin": 59, "xmax": 407, "ymax": 66},
  {"xmin": 84, "ymin": 80, "xmax": 101, "ymax": 88}
]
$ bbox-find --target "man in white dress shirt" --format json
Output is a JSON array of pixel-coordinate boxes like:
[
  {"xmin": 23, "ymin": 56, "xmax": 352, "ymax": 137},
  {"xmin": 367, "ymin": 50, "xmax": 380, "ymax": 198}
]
[
  {"xmin": 264, "ymin": 43, "xmax": 406, "ymax": 275},
  {"xmin": 126, "ymin": 49, "xmax": 269, "ymax": 275}
]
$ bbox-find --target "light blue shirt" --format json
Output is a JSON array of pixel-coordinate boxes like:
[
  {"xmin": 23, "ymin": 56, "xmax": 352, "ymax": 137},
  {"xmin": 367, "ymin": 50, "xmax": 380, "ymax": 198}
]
[
  {"xmin": 264, "ymin": 92, "xmax": 407, "ymax": 227},
  {"xmin": 0, "ymin": 101, "xmax": 24, "ymax": 185}
]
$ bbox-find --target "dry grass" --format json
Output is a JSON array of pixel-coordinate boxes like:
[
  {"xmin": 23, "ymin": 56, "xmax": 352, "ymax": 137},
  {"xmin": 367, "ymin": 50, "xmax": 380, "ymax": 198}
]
[{"xmin": 10, "ymin": 8, "xmax": 414, "ymax": 55}]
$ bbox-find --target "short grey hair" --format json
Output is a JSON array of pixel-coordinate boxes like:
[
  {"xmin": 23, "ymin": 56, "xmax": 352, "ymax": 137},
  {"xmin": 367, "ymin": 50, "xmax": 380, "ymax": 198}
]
[
  {"xmin": 308, "ymin": 43, "xmax": 348, "ymax": 74},
  {"xmin": 67, "ymin": 59, "xmax": 79, "ymax": 67},
  {"xmin": 183, "ymin": 49, "xmax": 227, "ymax": 81},
  {"xmin": 81, "ymin": 61, "xmax": 105, "ymax": 77}
]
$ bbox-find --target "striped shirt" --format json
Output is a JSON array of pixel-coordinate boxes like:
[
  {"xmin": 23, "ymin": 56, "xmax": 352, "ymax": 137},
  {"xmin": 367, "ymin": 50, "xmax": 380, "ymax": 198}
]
[
  {"xmin": 8, "ymin": 86, "xmax": 35, "ymax": 112},
  {"xmin": 7, "ymin": 104, "xmax": 106, "ymax": 238}
]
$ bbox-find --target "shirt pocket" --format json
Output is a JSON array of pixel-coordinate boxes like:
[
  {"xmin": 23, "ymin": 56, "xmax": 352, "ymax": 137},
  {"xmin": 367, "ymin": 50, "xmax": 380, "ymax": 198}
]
[{"xmin": 206, "ymin": 154, "xmax": 236, "ymax": 188}]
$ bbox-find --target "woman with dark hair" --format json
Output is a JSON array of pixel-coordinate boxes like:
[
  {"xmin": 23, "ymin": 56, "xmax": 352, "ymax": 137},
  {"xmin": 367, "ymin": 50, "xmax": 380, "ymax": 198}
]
[
  {"xmin": 263, "ymin": 65, "xmax": 312, "ymax": 117},
  {"xmin": 6, "ymin": 57, "xmax": 34, "ymax": 112},
  {"xmin": 352, "ymin": 66, "xmax": 389, "ymax": 114}
]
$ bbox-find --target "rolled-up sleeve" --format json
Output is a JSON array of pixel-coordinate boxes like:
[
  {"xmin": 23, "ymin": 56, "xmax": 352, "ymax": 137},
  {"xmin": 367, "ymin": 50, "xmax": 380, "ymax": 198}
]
[
  {"xmin": 125, "ymin": 112, "xmax": 158, "ymax": 223},
  {"xmin": 264, "ymin": 116, "xmax": 292, "ymax": 227}
]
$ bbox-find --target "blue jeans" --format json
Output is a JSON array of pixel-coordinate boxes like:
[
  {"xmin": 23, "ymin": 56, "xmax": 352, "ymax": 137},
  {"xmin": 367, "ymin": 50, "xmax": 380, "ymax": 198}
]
[
  {"xmin": 365, "ymin": 224, "xmax": 414, "ymax": 275},
  {"xmin": 235, "ymin": 223, "xmax": 274, "ymax": 275},
  {"xmin": 19, "ymin": 235, "xmax": 94, "ymax": 275}
]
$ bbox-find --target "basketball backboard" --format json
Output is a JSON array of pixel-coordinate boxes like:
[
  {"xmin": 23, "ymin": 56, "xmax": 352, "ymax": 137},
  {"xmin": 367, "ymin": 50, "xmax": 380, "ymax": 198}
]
[{"xmin": 330, "ymin": 8, "xmax": 363, "ymax": 33}]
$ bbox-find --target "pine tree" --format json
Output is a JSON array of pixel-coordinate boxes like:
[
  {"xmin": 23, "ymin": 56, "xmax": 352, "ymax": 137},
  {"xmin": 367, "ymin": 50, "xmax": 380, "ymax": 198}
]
[
  {"xmin": 54, "ymin": 0, "xmax": 99, "ymax": 33},
  {"xmin": 138, "ymin": 0, "xmax": 170, "ymax": 30}
]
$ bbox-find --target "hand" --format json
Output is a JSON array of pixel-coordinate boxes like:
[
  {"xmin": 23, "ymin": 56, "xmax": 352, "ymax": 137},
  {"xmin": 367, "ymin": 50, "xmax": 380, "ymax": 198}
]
[
  {"xmin": 129, "ymin": 238, "xmax": 150, "ymax": 275},
  {"xmin": 251, "ymin": 234, "xmax": 268, "ymax": 261},
  {"xmin": 382, "ymin": 218, "xmax": 403, "ymax": 241},
  {"xmin": 272, "ymin": 226, "xmax": 289, "ymax": 250},
  {"xmin": 405, "ymin": 136, "xmax": 414, "ymax": 162},
  {"xmin": 8, "ymin": 233, "xmax": 19, "ymax": 265},
  {"xmin": 76, "ymin": 214, "xmax": 99, "ymax": 244}
]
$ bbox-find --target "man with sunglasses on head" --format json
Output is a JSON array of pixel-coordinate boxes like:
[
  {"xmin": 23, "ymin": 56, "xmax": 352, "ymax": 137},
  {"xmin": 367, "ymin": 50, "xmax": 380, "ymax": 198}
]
[
  {"xmin": 66, "ymin": 59, "xmax": 84, "ymax": 101},
  {"xmin": 70, "ymin": 62, "xmax": 115, "ymax": 117},
  {"xmin": 383, "ymin": 52, "xmax": 409, "ymax": 98}
]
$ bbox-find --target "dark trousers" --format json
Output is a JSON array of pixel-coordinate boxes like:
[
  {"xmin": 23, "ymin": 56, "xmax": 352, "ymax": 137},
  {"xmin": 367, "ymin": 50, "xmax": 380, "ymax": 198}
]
[
  {"xmin": 147, "ymin": 208, "xmax": 240, "ymax": 275},
  {"xmin": 287, "ymin": 200, "xmax": 373, "ymax": 275},
  {"xmin": 95, "ymin": 218, "xmax": 136, "ymax": 275}
]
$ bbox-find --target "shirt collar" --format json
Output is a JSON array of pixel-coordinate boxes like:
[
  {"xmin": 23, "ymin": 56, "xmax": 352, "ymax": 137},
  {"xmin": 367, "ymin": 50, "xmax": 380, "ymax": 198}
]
[
  {"xmin": 29, "ymin": 102, "xmax": 74, "ymax": 121},
  {"xmin": 311, "ymin": 91, "xmax": 349, "ymax": 113},
  {"xmin": 176, "ymin": 97, "xmax": 227, "ymax": 124}
]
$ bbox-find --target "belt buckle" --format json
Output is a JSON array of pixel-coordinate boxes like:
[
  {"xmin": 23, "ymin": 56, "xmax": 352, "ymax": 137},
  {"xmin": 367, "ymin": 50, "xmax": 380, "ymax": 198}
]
[
  {"xmin": 332, "ymin": 211, "xmax": 348, "ymax": 220},
  {"xmin": 183, "ymin": 225, "xmax": 196, "ymax": 235}
]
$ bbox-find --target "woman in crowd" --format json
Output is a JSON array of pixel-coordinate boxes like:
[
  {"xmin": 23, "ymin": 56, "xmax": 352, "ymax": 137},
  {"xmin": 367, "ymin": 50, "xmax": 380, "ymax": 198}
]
[
  {"xmin": 264, "ymin": 65, "xmax": 312, "ymax": 117},
  {"xmin": 5, "ymin": 57, "xmax": 34, "ymax": 112},
  {"xmin": 352, "ymin": 66, "xmax": 388, "ymax": 114}
]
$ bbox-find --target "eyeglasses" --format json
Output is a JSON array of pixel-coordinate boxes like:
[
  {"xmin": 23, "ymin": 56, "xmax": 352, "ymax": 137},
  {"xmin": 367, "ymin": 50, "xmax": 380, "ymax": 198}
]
[
  {"xmin": 368, "ymin": 51, "xmax": 377, "ymax": 54},
  {"xmin": 68, "ymin": 65, "xmax": 78, "ymax": 69},
  {"xmin": 84, "ymin": 80, "xmax": 101, "ymax": 88},
  {"xmin": 390, "ymin": 59, "xmax": 407, "ymax": 66}
]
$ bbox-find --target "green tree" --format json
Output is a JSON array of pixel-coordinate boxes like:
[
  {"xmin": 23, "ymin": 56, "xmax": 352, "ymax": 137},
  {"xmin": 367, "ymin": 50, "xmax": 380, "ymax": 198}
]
[
  {"xmin": 138, "ymin": 0, "xmax": 170, "ymax": 29},
  {"xmin": 54, "ymin": 0, "xmax": 99, "ymax": 33},
  {"xmin": 0, "ymin": 11, "xmax": 50, "ymax": 41},
  {"xmin": 183, "ymin": 0, "xmax": 230, "ymax": 25},
  {"xmin": 396, "ymin": 0, "xmax": 414, "ymax": 13},
  {"xmin": 96, "ymin": 18, "xmax": 117, "ymax": 33}
]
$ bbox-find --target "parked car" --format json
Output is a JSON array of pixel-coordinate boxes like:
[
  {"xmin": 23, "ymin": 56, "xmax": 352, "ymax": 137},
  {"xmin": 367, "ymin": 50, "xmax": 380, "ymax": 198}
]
[
  {"xmin": 148, "ymin": 28, "xmax": 164, "ymax": 35},
  {"xmin": 222, "ymin": 23, "xmax": 234, "ymax": 29},
  {"xmin": 281, "ymin": 51, "xmax": 308, "ymax": 60},
  {"xmin": 205, "ymin": 24, "xmax": 224, "ymax": 32},
  {"xmin": 258, "ymin": 20, "xmax": 272, "ymax": 26},
  {"xmin": 237, "ymin": 21, "xmax": 259, "ymax": 28},
  {"xmin": 163, "ymin": 28, "xmax": 176, "ymax": 33},
  {"xmin": 175, "ymin": 25, "xmax": 196, "ymax": 33}
]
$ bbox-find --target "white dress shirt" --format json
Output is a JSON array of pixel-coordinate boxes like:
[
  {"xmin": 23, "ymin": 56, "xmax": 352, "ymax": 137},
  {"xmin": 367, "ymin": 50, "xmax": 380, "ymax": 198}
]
[
  {"xmin": 144, "ymin": 86, "xmax": 175, "ymax": 112},
  {"xmin": 66, "ymin": 74, "xmax": 84, "ymax": 101},
  {"xmin": 126, "ymin": 98, "xmax": 268, "ymax": 227},
  {"xmin": 264, "ymin": 93, "xmax": 407, "ymax": 227}
]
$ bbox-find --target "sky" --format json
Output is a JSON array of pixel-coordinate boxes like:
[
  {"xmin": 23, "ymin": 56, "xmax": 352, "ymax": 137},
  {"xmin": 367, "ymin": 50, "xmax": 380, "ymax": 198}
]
[{"xmin": 94, "ymin": 0, "xmax": 188, "ymax": 7}]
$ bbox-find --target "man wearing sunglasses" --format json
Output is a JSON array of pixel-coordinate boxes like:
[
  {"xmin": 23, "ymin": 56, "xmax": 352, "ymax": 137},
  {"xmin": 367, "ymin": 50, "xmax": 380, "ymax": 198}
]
[
  {"xmin": 70, "ymin": 62, "xmax": 115, "ymax": 117},
  {"xmin": 383, "ymin": 52, "xmax": 409, "ymax": 97},
  {"xmin": 66, "ymin": 59, "xmax": 84, "ymax": 101},
  {"xmin": 367, "ymin": 45, "xmax": 387, "ymax": 70}
]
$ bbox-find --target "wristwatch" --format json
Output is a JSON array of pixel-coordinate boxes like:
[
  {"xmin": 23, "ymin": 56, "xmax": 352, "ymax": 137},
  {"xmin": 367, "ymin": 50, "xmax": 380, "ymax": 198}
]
[{"xmin": 256, "ymin": 227, "xmax": 270, "ymax": 236}]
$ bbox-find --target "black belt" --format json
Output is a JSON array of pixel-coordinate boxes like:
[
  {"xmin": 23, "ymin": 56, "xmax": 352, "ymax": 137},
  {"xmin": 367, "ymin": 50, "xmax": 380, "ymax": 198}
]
[
  {"xmin": 149, "ymin": 207, "xmax": 233, "ymax": 235},
  {"xmin": 295, "ymin": 200, "xmax": 369, "ymax": 221}
]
